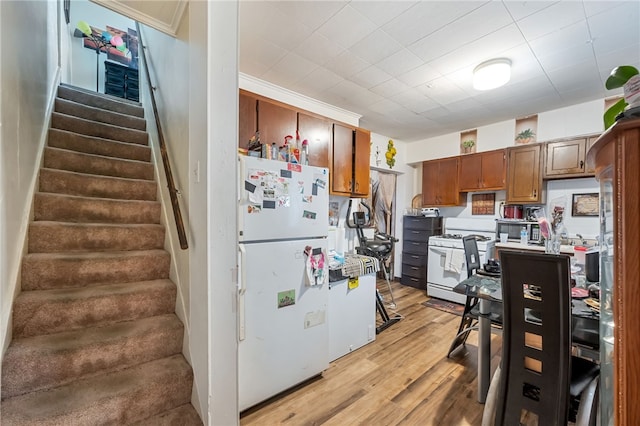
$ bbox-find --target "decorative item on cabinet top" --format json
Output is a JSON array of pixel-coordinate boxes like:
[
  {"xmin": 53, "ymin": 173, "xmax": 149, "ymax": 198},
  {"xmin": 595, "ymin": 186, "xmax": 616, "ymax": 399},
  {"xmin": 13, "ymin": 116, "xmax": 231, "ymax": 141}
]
[
  {"xmin": 515, "ymin": 128, "xmax": 536, "ymax": 145},
  {"xmin": 603, "ymin": 65, "xmax": 640, "ymax": 129}
]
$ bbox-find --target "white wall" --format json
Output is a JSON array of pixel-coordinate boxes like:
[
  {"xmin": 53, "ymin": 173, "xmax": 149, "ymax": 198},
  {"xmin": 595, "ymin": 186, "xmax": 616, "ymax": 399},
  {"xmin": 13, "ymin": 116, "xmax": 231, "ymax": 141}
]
[
  {"xmin": 66, "ymin": 1, "xmax": 135, "ymax": 92},
  {"xmin": 137, "ymin": 12, "xmax": 200, "ymax": 414},
  {"xmin": 205, "ymin": 1, "xmax": 240, "ymax": 424},
  {"xmin": 407, "ymin": 99, "xmax": 606, "ymax": 163},
  {"xmin": 1, "ymin": 0, "xmax": 60, "ymax": 358}
]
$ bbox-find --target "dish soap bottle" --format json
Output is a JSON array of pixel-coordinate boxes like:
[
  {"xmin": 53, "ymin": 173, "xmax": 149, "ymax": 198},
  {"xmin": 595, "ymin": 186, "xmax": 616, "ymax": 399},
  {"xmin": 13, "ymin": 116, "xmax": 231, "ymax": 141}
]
[{"xmin": 520, "ymin": 226, "xmax": 528, "ymax": 245}]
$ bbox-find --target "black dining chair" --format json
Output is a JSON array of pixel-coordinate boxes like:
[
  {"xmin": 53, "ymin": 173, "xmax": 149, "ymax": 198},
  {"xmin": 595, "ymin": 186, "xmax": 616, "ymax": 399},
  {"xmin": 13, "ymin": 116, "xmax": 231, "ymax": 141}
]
[
  {"xmin": 482, "ymin": 251, "xmax": 599, "ymax": 426},
  {"xmin": 446, "ymin": 236, "xmax": 502, "ymax": 357}
]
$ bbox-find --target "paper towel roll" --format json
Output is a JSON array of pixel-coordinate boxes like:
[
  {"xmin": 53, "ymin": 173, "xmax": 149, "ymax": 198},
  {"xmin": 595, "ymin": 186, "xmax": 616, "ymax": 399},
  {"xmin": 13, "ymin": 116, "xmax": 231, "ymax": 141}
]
[{"xmin": 336, "ymin": 227, "xmax": 345, "ymax": 255}]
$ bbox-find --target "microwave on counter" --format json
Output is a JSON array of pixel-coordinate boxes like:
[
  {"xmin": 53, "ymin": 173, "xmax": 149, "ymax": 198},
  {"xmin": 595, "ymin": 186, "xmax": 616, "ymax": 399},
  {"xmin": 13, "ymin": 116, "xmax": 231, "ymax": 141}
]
[{"xmin": 495, "ymin": 220, "xmax": 543, "ymax": 244}]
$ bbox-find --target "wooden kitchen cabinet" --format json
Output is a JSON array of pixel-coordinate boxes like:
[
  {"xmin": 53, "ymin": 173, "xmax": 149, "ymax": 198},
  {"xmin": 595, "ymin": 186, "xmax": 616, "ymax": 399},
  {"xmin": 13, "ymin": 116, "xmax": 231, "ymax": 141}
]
[
  {"xmin": 353, "ymin": 128, "xmax": 371, "ymax": 196},
  {"xmin": 506, "ymin": 144, "xmax": 543, "ymax": 204},
  {"xmin": 297, "ymin": 112, "xmax": 330, "ymax": 168},
  {"xmin": 543, "ymin": 135, "xmax": 600, "ymax": 179},
  {"xmin": 458, "ymin": 149, "xmax": 506, "ymax": 191},
  {"xmin": 422, "ymin": 157, "xmax": 463, "ymax": 206},
  {"xmin": 239, "ymin": 90, "xmax": 258, "ymax": 149},
  {"xmin": 257, "ymin": 99, "xmax": 297, "ymax": 147},
  {"xmin": 331, "ymin": 124, "xmax": 370, "ymax": 196}
]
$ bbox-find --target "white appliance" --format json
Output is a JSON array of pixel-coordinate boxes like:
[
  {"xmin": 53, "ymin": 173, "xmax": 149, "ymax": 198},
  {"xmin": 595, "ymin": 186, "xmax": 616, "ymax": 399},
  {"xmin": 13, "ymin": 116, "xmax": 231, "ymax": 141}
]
[
  {"xmin": 426, "ymin": 218, "xmax": 496, "ymax": 304},
  {"xmin": 238, "ymin": 156, "xmax": 330, "ymax": 411},
  {"xmin": 328, "ymin": 273, "xmax": 376, "ymax": 362}
]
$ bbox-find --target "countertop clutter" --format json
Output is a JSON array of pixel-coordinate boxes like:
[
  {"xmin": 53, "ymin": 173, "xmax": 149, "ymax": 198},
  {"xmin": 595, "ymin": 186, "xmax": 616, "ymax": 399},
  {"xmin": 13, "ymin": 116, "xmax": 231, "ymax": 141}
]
[{"xmin": 495, "ymin": 241, "xmax": 576, "ymax": 255}]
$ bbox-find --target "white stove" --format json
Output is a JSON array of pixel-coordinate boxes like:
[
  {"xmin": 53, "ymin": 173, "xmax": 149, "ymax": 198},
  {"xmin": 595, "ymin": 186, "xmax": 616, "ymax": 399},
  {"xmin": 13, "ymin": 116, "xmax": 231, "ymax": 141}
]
[{"xmin": 426, "ymin": 218, "xmax": 496, "ymax": 304}]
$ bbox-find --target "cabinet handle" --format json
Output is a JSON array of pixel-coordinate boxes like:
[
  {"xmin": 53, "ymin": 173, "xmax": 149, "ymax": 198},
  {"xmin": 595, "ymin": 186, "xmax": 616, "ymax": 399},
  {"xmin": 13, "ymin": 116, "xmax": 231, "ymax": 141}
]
[
  {"xmin": 411, "ymin": 256, "xmax": 420, "ymax": 259},
  {"xmin": 411, "ymin": 231, "xmax": 420, "ymax": 234},
  {"xmin": 580, "ymin": 160, "xmax": 584, "ymax": 169},
  {"xmin": 412, "ymin": 242, "xmax": 420, "ymax": 246},
  {"xmin": 533, "ymin": 189, "xmax": 537, "ymax": 198}
]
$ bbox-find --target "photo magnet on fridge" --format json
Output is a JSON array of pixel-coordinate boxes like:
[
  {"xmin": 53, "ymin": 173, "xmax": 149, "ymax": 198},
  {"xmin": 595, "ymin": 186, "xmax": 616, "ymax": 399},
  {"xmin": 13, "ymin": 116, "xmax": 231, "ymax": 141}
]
[{"xmin": 244, "ymin": 181, "xmax": 256, "ymax": 193}]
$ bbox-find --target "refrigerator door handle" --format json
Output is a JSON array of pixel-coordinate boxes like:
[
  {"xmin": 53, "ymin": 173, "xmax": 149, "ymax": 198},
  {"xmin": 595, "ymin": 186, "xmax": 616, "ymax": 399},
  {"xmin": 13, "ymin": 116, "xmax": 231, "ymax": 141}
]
[{"xmin": 238, "ymin": 245, "xmax": 247, "ymax": 341}]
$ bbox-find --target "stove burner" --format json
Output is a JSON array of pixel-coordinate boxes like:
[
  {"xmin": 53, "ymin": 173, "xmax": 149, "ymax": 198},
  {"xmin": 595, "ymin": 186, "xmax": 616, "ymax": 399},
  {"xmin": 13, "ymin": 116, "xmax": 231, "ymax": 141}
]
[
  {"xmin": 438, "ymin": 234, "xmax": 463, "ymax": 239},
  {"xmin": 469, "ymin": 234, "xmax": 492, "ymax": 242}
]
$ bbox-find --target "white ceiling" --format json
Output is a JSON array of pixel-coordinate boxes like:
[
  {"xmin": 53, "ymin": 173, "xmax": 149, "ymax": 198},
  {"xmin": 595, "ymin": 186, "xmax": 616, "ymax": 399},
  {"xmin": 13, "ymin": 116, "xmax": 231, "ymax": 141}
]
[{"xmin": 239, "ymin": 1, "xmax": 640, "ymax": 142}]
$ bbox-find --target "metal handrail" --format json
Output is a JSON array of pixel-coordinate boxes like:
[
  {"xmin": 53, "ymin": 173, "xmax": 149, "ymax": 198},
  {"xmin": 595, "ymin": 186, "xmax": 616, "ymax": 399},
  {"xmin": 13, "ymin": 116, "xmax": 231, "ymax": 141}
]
[{"xmin": 136, "ymin": 22, "xmax": 188, "ymax": 249}]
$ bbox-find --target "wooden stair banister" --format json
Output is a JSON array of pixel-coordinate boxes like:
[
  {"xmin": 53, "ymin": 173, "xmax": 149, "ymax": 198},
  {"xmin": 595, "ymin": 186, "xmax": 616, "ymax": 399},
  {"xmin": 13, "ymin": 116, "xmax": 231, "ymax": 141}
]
[{"xmin": 136, "ymin": 22, "xmax": 188, "ymax": 249}]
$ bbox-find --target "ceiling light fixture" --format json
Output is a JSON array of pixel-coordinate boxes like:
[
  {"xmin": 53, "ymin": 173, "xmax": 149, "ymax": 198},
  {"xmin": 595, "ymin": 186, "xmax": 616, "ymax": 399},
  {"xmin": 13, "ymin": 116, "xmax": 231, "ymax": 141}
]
[{"xmin": 473, "ymin": 58, "xmax": 511, "ymax": 91}]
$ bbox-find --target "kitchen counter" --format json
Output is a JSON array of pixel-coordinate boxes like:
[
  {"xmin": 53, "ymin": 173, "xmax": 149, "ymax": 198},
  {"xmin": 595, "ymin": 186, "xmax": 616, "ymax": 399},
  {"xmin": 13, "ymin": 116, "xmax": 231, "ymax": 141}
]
[{"xmin": 495, "ymin": 241, "xmax": 575, "ymax": 255}]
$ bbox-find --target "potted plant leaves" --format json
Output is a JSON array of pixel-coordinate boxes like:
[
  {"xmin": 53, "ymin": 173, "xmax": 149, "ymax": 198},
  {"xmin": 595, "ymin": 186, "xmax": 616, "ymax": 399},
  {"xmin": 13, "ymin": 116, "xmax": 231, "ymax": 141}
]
[
  {"xmin": 515, "ymin": 128, "xmax": 535, "ymax": 144},
  {"xmin": 604, "ymin": 65, "xmax": 640, "ymax": 129},
  {"xmin": 462, "ymin": 139, "xmax": 475, "ymax": 153}
]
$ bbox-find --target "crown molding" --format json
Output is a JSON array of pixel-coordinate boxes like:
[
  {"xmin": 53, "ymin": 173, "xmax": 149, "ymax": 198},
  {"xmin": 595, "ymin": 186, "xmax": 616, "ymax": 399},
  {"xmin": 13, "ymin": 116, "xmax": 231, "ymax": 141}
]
[
  {"xmin": 239, "ymin": 73, "xmax": 362, "ymax": 127},
  {"xmin": 90, "ymin": 0, "xmax": 187, "ymax": 37}
]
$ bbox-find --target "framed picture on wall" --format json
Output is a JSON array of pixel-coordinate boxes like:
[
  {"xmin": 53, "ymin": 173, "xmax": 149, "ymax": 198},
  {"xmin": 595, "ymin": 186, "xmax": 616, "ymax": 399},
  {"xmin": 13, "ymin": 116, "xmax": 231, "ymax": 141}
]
[{"xmin": 571, "ymin": 193, "xmax": 599, "ymax": 216}]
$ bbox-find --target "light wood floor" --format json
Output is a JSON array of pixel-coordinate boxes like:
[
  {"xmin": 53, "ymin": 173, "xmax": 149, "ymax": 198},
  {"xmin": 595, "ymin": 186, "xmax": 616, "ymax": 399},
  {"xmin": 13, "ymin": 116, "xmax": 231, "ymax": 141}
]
[{"xmin": 240, "ymin": 279, "xmax": 503, "ymax": 426}]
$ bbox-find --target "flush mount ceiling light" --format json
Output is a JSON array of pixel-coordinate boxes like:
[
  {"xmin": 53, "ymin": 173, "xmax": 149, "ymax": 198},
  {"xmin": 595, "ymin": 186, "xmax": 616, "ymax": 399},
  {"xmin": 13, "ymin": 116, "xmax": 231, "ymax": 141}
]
[{"xmin": 473, "ymin": 58, "xmax": 511, "ymax": 91}]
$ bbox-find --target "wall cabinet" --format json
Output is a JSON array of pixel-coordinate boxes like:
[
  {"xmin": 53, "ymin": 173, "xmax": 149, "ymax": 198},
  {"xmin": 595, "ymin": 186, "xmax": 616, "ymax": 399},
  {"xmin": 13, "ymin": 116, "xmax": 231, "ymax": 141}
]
[
  {"xmin": 401, "ymin": 216, "xmax": 443, "ymax": 290},
  {"xmin": 297, "ymin": 112, "xmax": 330, "ymax": 168},
  {"xmin": 239, "ymin": 90, "xmax": 257, "ymax": 149},
  {"xmin": 506, "ymin": 144, "xmax": 543, "ymax": 204},
  {"xmin": 458, "ymin": 149, "xmax": 506, "ymax": 191},
  {"xmin": 543, "ymin": 136, "xmax": 598, "ymax": 179},
  {"xmin": 256, "ymin": 99, "xmax": 297, "ymax": 148},
  {"xmin": 331, "ymin": 124, "xmax": 370, "ymax": 197},
  {"xmin": 422, "ymin": 157, "xmax": 462, "ymax": 206},
  {"xmin": 238, "ymin": 91, "xmax": 371, "ymax": 195}
]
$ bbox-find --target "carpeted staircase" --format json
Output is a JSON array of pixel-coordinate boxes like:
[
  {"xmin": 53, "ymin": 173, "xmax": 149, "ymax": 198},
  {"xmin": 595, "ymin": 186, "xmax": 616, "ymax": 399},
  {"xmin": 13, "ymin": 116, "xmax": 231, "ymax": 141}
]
[{"xmin": 1, "ymin": 84, "xmax": 202, "ymax": 425}]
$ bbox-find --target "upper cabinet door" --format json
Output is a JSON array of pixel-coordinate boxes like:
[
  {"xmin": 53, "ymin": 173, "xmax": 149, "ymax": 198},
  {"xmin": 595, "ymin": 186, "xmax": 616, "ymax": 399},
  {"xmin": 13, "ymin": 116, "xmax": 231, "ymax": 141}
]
[
  {"xmin": 352, "ymin": 128, "xmax": 371, "ymax": 197},
  {"xmin": 438, "ymin": 157, "xmax": 461, "ymax": 205},
  {"xmin": 507, "ymin": 144, "xmax": 542, "ymax": 204},
  {"xmin": 544, "ymin": 138, "xmax": 586, "ymax": 176},
  {"xmin": 298, "ymin": 112, "xmax": 330, "ymax": 168},
  {"xmin": 421, "ymin": 161, "xmax": 439, "ymax": 206},
  {"xmin": 332, "ymin": 123, "xmax": 354, "ymax": 195},
  {"xmin": 458, "ymin": 153, "xmax": 482, "ymax": 191},
  {"xmin": 239, "ymin": 91, "xmax": 257, "ymax": 149},
  {"xmin": 257, "ymin": 100, "xmax": 297, "ymax": 147},
  {"xmin": 481, "ymin": 149, "xmax": 506, "ymax": 189}
]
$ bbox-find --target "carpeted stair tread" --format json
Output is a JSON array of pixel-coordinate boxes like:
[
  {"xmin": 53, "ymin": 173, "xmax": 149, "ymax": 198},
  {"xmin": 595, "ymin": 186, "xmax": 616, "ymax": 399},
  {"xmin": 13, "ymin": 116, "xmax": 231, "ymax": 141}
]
[
  {"xmin": 12, "ymin": 279, "xmax": 177, "ymax": 339},
  {"xmin": 0, "ymin": 354, "xmax": 193, "ymax": 426},
  {"xmin": 51, "ymin": 112, "xmax": 148, "ymax": 145},
  {"xmin": 58, "ymin": 84, "xmax": 144, "ymax": 116},
  {"xmin": 55, "ymin": 98, "xmax": 147, "ymax": 131},
  {"xmin": 2, "ymin": 314, "xmax": 183, "ymax": 399},
  {"xmin": 47, "ymin": 128, "xmax": 151, "ymax": 162},
  {"xmin": 28, "ymin": 222, "xmax": 165, "ymax": 253},
  {"xmin": 39, "ymin": 168, "xmax": 157, "ymax": 201},
  {"xmin": 21, "ymin": 250, "xmax": 170, "ymax": 291},
  {"xmin": 132, "ymin": 404, "xmax": 203, "ymax": 425},
  {"xmin": 44, "ymin": 146, "xmax": 155, "ymax": 180},
  {"xmin": 34, "ymin": 192, "xmax": 161, "ymax": 224}
]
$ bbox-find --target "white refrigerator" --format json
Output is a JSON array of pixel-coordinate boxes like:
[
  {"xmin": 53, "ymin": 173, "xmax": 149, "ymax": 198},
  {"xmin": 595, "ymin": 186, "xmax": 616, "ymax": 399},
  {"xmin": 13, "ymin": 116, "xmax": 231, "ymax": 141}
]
[{"xmin": 238, "ymin": 156, "xmax": 330, "ymax": 411}]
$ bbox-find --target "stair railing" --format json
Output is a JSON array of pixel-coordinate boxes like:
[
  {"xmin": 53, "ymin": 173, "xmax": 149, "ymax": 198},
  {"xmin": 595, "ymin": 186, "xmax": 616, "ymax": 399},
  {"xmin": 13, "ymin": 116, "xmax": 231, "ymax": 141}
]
[{"xmin": 136, "ymin": 22, "xmax": 188, "ymax": 249}]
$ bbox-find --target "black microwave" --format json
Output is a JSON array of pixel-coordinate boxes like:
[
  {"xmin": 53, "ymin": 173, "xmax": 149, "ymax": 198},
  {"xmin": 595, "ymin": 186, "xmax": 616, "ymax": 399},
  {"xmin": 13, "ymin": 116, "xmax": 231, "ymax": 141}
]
[{"xmin": 495, "ymin": 220, "xmax": 543, "ymax": 244}]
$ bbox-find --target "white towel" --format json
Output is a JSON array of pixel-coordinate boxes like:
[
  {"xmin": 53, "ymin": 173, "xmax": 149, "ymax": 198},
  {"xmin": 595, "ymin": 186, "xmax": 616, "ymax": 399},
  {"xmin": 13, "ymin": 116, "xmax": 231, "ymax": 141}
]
[{"xmin": 444, "ymin": 249, "xmax": 465, "ymax": 274}]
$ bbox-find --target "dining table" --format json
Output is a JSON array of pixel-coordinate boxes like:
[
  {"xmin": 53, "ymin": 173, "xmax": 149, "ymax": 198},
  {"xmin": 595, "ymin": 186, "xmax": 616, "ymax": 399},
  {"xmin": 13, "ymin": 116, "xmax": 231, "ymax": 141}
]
[{"xmin": 453, "ymin": 271, "xmax": 600, "ymax": 403}]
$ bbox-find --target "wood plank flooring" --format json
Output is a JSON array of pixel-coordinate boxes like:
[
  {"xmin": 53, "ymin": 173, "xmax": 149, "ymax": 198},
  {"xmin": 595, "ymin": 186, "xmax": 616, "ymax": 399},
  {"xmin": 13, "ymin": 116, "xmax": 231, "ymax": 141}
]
[{"xmin": 240, "ymin": 279, "xmax": 503, "ymax": 426}]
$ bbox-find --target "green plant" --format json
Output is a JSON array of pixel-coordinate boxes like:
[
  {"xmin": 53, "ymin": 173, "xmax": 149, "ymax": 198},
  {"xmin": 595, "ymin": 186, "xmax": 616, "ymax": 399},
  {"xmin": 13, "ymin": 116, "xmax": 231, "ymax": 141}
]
[
  {"xmin": 462, "ymin": 139, "xmax": 475, "ymax": 148},
  {"xmin": 515, "ymin": 128, "xmax": 535, "ymax": 141},
  {"xmin": 604, "ymin": 65, "xmax": 639, "ymax": 129}
]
